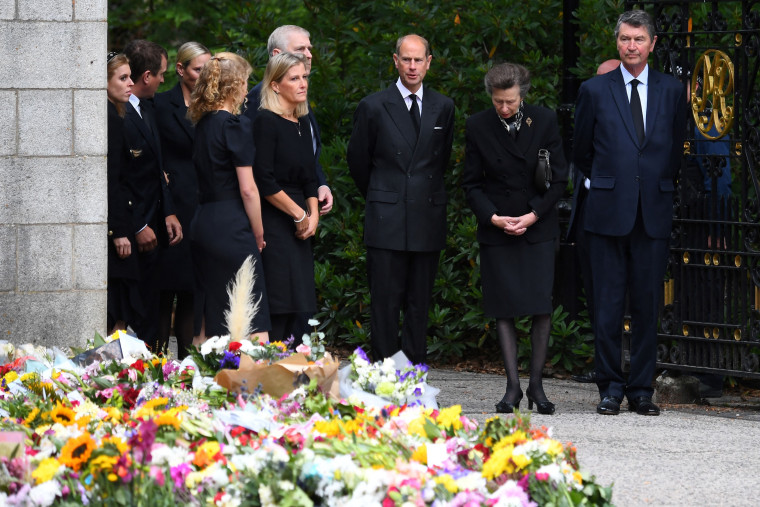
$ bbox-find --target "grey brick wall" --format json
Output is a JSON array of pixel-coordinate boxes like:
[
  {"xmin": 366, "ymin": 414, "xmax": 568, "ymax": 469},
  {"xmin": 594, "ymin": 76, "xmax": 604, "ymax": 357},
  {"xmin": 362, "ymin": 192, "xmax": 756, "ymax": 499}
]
[{"xmin": 0, "ymin": 0, "xmax": 108, "ymax": 348}]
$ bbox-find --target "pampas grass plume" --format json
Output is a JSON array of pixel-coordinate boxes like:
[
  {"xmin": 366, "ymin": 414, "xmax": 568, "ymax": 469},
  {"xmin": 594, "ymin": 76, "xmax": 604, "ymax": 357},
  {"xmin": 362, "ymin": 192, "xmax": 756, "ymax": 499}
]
[{"xmin": 224, "ymin": 255, "xmax": 261, "ymax": 342}]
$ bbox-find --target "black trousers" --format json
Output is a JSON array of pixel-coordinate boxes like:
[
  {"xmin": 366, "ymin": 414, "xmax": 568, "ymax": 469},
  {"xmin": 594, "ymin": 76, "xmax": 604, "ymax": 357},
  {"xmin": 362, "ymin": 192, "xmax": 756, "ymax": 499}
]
[
  {"xmin": 366, "ymin": 247, "xmax": 439, "ymax": 364},
  {"xmin": 589, "ymin": 206, "xmax": 669, "ymax": 401},
  {"xmin": 133, "ymin": 247, "xmax": 161, "ymax": 352}
]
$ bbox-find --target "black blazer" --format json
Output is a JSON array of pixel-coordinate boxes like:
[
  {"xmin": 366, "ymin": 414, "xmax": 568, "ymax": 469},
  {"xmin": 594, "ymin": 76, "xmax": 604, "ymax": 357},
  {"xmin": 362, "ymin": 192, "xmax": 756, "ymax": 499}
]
[
  {"xmin": 462, "ymin": 105, "xmax": 568, "ymax": 245},
  {"xmin": 243, "ymin": 82, "xmax": 327, "ymax": 187},
  {"xmin": 347, "ymin": 84, "xmax": 455, "ymax": 252},
  {"xmin": 107, "ymin": 101, "xmax": 139, "ymax": 278},
  {"xmin": 123, "ymin": 99, "xmax": 175, "ymax": 237},
  {"xmin": 154, "ymin": 84, "xmax": 198, "ymax": 229}
]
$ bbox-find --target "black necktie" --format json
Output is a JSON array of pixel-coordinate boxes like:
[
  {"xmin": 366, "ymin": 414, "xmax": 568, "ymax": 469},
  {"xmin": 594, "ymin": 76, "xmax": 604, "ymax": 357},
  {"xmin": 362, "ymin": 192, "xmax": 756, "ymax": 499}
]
[
  {"xmin": 630, "ymin": 79, "xmax": 645, "ymax": 144},
  {"xmin": 409, "ymin": 93, "xmax": 420, "ymax": 136}
]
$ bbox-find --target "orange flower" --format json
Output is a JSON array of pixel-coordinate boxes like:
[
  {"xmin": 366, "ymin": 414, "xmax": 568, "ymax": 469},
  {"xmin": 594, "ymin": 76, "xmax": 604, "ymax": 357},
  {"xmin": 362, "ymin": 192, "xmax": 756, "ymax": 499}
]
[
  {"xmin": 59, "ymin": 432, "xmax": 96, "ymax": 471},
  {"xmin": 192, "ymin": 441, "xmax": 221, "ymax": 468}
]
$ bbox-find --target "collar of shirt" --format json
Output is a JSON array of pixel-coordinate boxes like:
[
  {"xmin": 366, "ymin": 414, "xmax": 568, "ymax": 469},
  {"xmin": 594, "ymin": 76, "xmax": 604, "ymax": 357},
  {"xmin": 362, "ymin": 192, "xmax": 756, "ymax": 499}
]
[
  {"xmin": 395, "ymin": 78, "xmax": 424, "ymax": 113},
  {"xmin": 128, "ymin": 94, "xmax": 142, "ymax": 118},
  {"xmin": 620, "ymin": 63, "xmax": 649, "ymax": 130}
]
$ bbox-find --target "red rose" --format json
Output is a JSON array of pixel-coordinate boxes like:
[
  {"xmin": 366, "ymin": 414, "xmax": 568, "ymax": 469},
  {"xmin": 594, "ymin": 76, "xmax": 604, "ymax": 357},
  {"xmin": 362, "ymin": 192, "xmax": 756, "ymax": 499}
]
[{"xmin": 228, "ymin": 342, "xmax": 242, "ymax": 352}]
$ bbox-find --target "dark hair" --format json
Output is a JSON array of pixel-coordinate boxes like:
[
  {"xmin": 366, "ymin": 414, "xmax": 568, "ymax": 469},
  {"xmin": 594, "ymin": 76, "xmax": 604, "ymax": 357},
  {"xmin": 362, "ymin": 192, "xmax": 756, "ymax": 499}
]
[
  {"xmin": 395, "ymin": 34, "xmax": 431, "ymax": 58},
  {"xmin": 615, "ymin": 10, "xmax": 656, "ymax": 41},
  {"xmin": 484, "ymin": 62, "xmax": 531, "ymax": 97},
  {"xmin": 123, "ymin": 40, "xmax": 167, "ymax": 80}
]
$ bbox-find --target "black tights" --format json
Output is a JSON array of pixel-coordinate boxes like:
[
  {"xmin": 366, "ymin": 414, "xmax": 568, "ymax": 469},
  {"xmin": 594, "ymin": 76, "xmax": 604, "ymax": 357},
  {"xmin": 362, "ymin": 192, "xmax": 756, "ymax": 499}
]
[
  {"xmin": 496, "ymin": 314, "xmax": 551, "ymax": 403},
  {"xmin": 158, "ymin": 290, "xmax": 194, "ymax": 359}
]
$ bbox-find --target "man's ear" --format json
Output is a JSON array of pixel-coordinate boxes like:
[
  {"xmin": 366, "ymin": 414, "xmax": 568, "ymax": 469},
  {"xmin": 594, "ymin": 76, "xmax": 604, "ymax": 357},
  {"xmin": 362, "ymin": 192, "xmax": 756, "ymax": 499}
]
[
  {"xmin": 272, "ymin": 48, "xmax": 282, "ymax": 57},
  {"xmin": 141, "ymin": 70, "xmax": 152, "ymax": 85}
]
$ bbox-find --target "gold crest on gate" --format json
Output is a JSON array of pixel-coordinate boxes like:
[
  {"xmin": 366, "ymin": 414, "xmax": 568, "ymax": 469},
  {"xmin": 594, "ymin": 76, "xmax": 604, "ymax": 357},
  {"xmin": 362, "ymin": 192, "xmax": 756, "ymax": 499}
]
[{"xmin": 691, "ymin": 49, "xmax": 734, "ymax": 140}]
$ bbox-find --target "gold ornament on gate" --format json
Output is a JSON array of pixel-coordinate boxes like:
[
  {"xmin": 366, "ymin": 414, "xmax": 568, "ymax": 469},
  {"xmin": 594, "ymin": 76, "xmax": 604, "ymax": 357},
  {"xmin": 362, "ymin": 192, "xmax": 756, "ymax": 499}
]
[{"xmin": 692, "ymin": 49, "xmax": 734, "ymax": 139}]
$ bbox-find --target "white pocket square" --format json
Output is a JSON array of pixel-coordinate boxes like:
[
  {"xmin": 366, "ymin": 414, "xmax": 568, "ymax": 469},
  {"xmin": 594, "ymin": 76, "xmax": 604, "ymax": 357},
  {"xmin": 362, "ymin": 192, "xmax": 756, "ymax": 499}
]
[{"xmin": 433, "ymin": 126, "xmax": 444, "ymax": 130}]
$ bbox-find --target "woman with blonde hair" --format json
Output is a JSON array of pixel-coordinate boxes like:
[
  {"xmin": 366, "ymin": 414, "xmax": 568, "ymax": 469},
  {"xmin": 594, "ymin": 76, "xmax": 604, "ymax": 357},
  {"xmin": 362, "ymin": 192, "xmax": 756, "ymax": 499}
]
[
  {"xmin": 106, "ymin": 52, "xmax": 141, "ymax": 334},
  {"xmin": 154, "ymin": 42, "xmax": 211, "ymax": 357},
  {"xmin": 188, "ymin": 52, "xmax": 270, "ymax": 344},
  {"xmin": 253, "ymin": 52, "xmax": 318, "ymax": 343}
]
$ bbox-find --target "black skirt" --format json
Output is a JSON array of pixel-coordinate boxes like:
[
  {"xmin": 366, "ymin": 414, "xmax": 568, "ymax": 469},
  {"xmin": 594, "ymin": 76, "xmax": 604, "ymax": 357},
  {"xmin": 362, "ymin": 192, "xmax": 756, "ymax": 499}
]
[{"xmin": 480, "ymin": 239, "xmax": 556, "ymax": 318}]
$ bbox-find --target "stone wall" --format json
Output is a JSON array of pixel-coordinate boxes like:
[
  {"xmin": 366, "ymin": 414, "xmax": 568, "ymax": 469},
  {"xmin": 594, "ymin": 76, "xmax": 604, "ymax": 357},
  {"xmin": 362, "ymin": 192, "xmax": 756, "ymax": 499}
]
[{"xmin": 0, "ymin": 0, "xmax": 108, "ymax": 348}]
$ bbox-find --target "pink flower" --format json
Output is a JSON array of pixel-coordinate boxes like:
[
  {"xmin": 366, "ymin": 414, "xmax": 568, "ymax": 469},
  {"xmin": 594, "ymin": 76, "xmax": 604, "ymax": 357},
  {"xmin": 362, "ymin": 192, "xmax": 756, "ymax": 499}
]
[
  {"xmin": 296, "ymin": 344, "xmax": 312, "ymax": 356},
  {"xmin": 535, "ymin": 472, "xmax": 550, "ymax": 481},
  {"xmin": 150, "ymin": 466, "xmax": 165, "ymax": 486}
]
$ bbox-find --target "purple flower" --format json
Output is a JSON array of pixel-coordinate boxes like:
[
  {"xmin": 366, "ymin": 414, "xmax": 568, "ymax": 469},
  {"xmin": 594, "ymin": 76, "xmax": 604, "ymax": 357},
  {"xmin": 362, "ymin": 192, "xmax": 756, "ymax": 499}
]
[
  {"xmin": 416, "ymin": 363, "xmax": 429, "ymax": 374},
  {"xmin": 413, "ymin": 387, "xmax": 423, "ymax": 397},
  {"xmin": 219, "ymin": 350, "xmax": 241, "ymax": 369},
  {"xmin": 170, "ymin": 462, "xmax": 192, "ymax": 491},
  {"xmin": 353, "ymin": 347, "xmax": 370, "ymax": 362},
  {"xmin": 129, "ymin": 419, "xmax": 157, "ymax": 464}
]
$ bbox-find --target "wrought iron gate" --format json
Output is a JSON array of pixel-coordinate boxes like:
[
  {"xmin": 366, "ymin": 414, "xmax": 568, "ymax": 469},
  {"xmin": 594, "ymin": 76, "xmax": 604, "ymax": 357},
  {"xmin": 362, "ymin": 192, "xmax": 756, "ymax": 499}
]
[{"xmin": 624, "ymin": 0, "xmax": 760, "ymax": 378}]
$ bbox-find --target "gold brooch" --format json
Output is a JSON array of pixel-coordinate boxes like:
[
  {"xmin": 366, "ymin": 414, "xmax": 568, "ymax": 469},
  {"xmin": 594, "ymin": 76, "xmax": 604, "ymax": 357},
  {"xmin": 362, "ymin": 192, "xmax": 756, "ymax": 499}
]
[{"xmin": 526, "ymin": 117, "xmax": 533, "ymax": 127}]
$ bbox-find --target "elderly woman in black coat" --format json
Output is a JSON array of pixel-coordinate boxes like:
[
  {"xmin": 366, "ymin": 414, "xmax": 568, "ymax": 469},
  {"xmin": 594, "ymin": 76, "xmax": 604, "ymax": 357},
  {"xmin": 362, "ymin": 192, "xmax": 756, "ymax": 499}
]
[{"xmin": 463, "ymin": 62, "xmax": 568, "ymax": 415}]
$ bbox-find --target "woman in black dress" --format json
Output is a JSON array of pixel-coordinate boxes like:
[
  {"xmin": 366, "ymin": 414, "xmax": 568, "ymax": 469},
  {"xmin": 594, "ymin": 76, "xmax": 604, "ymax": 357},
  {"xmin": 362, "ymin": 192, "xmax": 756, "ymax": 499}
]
[
  {"xmin": 106, "ymin": 52, "xmax": 142, "ymax": 334},
  {"xmin": 253, "ymin": 52, "xmax": 319, "ymax": 343},
  {"xmin": 463, "ymin": 63, "xmax": 568, "ymax": 415},
  {"xmin": 188, "ymin": 52, "xmax": 270, "ymax": 344},
  {"xmin": 154, "ymin": 42, "xmax": 211, "ymax": 358}
]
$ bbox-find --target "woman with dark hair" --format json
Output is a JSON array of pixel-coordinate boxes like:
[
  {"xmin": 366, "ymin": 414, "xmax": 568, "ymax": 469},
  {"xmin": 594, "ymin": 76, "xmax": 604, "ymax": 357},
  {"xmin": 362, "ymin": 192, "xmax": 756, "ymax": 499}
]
[
  {"xmin": 106, "ymin": 52, "xmax": 140, "ymax": 334},
  {"xmin": 188, "ymin": 52, "xmax": 270, "ymax": 344},
  {"xmin": 254, "ymin": 52, "xmax": 319, "ymax": 343},
  {"xmin": 154, "ymin": 42, "xmax": 211, "ymax": 358},
  {"xmin": 463, "ymin": 62, "xmax": 568, "ymax": 415}
]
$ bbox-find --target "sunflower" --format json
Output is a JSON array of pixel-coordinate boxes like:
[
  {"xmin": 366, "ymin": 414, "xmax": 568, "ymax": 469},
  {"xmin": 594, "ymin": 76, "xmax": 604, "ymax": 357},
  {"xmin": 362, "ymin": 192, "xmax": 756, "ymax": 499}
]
[
  {"xmin": 59, "ymin": 432, "xmax": 96, "ymax": 471},
  {"xmin": 101, "ymin": 436, "xmax": 128, "ymax": 455},
  {"xmin": 50, "ymin": 404, "xmax": 77, "ymax": 426},
  {"xmin": 89, "ymin": 454, "xmax": 119, "ymax": 479},
  {"xmin": 24, "ymin": 407, "xmax": 41, "ymax": 426},
  {"xmin": 155, "ymin": 407, "xmax": 183, "ymax": 430}
]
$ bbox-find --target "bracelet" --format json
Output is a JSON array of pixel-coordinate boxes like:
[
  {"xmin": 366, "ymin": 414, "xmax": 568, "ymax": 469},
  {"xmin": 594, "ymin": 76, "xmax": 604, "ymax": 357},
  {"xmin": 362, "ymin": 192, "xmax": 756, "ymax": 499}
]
[{"xmin": 294, "ymin": 210, "xmax": 307, "ymax": 223}]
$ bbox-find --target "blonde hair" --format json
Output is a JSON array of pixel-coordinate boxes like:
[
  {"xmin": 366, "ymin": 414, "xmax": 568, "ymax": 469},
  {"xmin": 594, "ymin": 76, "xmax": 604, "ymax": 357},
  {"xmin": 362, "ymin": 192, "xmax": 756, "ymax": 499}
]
[
  {"xmin": 176, "ymin": 41, "xmax": 210, "ymax": 74},
  {"xmin": 259, "ymin": 52, "xmax": 309, "ymax": 118},
  {"xmin": 187, "ymin": 52, "xmax": 252, "ymax": 125},
  {"xmin": 107, "ymin": 53, "xmax": 130, "ymax": 117}
]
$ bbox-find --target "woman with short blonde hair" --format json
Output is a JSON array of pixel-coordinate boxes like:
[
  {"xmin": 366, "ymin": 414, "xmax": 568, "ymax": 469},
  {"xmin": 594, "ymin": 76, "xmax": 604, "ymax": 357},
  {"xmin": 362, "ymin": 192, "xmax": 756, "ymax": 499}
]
[{"xmin": 258, "ymin": 52, "xmax": 309, "ymax": 119}]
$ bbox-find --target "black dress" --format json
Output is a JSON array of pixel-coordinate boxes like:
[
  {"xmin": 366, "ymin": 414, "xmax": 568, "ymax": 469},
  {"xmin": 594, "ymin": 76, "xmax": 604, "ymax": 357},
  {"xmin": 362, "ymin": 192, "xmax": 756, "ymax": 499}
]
[
  {"xmin": 190, "ymin": 111, "xmax": 270, "ymax": 336},
  {"xmin": 154, "ymin": 84, "xmax": 198, "ymax": 291},
  {"xmin": 107, "ymin": 101, "xmax": 143, "ymax": 329},
  {"xmin": 253, "ymin": 110, "xmax": 318, "ymax": 315}
]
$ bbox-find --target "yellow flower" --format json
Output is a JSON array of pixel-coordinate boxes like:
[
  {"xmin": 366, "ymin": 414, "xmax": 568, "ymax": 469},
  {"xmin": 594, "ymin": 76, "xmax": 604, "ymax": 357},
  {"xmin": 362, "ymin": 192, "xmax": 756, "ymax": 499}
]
[
  {"xmin": 512, "ymin": 452, "xmax": 531, "ymax": 470},
  {"xmin": 32, "ymin": 457, "xmax": 61, "ymax": 484},
  {"xmin": 271, "ymin": 341, "xmax": 288, "ymax": 351},
  {"xmin": 493, "ymin": 430, "xmax": 527, "ymax": 451},
  {"xmin": 101, "ymin": 436, "xmax": 128, "ymax": 455},
  {"xmin": 89, "ymin": 455, "xmax": 119, "ymax": 478},
  {"xmin": 434, "ymin": 474, "xmax": 458, "ymax": 493},
  {"xmin": 546, "ymin": 439, "xmax": 564, "ymax": 456},
  {"xmin": 155, "ymin": 407, "xmax": 183, "ymax": 430},
  {"xmin": 103, "ymin": 407, "xmax": 122, "ymax": 424},
  {"xmin": 151, "ymin": 357, "xmax": 167, "ymax": 367},
  {"xmin": 59, "ymin": 432, "xmax": 96, "ymax": 472},
  {"xmin": 20, "ymin": 372, "xmax": 36, "ymax": 382},
  {"xmin": 573, "ymin": 471, "xmax": 583, "ymax": 485},
  {"xmin": 411, "ymin": 444, "xmax": 427, "ymax": 464},
  {"xmin": 50, "ymin": 404, "xmax": 77, "ymax": 426},
  {"xmin": 313, "ymin": 419, "xmax": 341, "ymax": 437},
  {"xmin": 436, "ymin": 405, "xmax": 463, "ymax": 431},
  {"xmin": 3, "ymin": 370, "xmax": 19, "ymax": 384},
  {"xmin": 407, "ymin": 416, "xmax": 429, "ymax": 438},
  {"xmin": 482, "ymin": 444, "xmax": 515, "ymax": 480},
  {"xmin": 24, "ymin": 408, "xmax": 40, "ymax": 426},
  {"xmin": 135, "ymin": 397, "xmax": 169, "ymax": 418}
]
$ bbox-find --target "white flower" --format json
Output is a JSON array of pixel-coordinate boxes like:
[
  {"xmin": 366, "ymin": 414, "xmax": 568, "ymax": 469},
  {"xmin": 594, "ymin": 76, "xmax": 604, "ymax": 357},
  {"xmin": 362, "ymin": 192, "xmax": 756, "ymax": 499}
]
[
  {"xmin": 29, "ymin": 480, "xmax": 62, "ymax": 506},
  {"xmin": 200, "ymin": 335, "xmax": 230, "ymax": 356},
  {"xmin": 308, "ymin": 319, "xmax": 320, "ymax": 327}
]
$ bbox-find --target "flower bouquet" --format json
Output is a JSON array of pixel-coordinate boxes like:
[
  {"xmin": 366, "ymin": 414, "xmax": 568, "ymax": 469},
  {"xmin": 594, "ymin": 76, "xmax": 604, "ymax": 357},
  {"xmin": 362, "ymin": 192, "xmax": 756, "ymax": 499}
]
[{"xmin": 339, "ymin": 347, "xmax": 440, "ymax": 408}]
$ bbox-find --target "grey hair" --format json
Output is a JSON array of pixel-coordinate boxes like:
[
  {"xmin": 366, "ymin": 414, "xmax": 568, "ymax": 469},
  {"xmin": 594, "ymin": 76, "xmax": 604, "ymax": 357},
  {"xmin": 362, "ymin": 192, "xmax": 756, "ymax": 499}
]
[
  {"xmin": 395, "ymin": 34, "xmax": 431, "ymax": 57},
  {"xmin": 484, "ymin": 62, "xmax": 531, "ymax": 97},
  {"xmin": 267, "ymin": 25, "xmax": 310, "ymax": 55},
  {"xmin": 614, "ymin": 10, "xmax": 656, "ymax": 41}
]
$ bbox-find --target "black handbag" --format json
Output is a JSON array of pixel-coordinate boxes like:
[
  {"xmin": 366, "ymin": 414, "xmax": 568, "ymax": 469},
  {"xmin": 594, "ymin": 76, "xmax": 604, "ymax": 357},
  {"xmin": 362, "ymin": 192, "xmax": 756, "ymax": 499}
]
[{"xmin": 535, "ymin": 148, "xmax": 551, "ymax": 193}]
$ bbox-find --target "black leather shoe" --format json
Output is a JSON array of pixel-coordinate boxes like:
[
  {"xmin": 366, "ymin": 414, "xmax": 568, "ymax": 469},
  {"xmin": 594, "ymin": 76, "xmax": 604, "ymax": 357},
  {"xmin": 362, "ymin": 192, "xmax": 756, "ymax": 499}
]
[
  {"xmin": 596, "ymin": 396, "xmax": 621, "ymax": 415},
  {"xmin": 495, "ymin": 391, "xmax": 523, "ymax": 414},
  {"xmin": 628, "ymin": 396, "xmax": 660, "ymax": 416},
  {"xmin": 571, "ymin": 371, "xmax": 597, "ymax": 383}
]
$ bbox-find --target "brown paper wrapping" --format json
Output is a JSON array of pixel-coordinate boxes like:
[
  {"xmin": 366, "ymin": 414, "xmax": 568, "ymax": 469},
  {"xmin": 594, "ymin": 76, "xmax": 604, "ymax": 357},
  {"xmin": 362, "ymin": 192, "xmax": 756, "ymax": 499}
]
[{"xmin": 214, "ymin": 352, "xmax": 340, "ymax": 400}]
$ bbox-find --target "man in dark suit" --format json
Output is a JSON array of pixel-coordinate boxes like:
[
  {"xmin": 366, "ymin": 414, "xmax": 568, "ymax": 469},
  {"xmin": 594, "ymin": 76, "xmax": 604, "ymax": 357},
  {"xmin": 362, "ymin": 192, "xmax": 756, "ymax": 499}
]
[
  {"xmin": 243, "ymin": 25, "xmax": 333, "ymax": 216},
  {"xmin": 567, "ymin": 58, "xmax": 621, "ymax": 384},
  {"xmin": 347, "ymin": 34, "xmax": 455, "ymax": 364},
  {"xmin": 573, "ymin": 10, "xmax": 686, "ymax": 415},
  {"xmin": 122, "ymin": 40, "xmax": 182, "ymax": 350}
]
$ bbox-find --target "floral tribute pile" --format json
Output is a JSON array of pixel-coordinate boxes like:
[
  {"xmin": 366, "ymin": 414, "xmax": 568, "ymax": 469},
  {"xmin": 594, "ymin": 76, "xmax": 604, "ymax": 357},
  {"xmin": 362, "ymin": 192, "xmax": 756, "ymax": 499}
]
[{"xmin": 0, "ymin": 333, "xmax": 613, "ymax": 506}]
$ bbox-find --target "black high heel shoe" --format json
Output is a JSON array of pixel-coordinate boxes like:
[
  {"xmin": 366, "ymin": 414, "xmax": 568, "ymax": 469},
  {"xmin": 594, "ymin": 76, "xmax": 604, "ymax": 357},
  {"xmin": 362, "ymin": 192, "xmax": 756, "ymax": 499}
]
[
  {"xmin": 495, "ymin": 391, "xmax": 523, "ymax": 414},
  {"xmin": 526, "ymin": 389, "xmax": 555, "ymax": 415}
]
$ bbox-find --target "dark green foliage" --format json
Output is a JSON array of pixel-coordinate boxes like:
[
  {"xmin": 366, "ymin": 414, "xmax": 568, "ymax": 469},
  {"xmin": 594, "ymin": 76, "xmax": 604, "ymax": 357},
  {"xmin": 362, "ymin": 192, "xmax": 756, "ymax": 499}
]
[{"xmin": 109, "ymin": 0, "xmax": 623, "ymax": 370}]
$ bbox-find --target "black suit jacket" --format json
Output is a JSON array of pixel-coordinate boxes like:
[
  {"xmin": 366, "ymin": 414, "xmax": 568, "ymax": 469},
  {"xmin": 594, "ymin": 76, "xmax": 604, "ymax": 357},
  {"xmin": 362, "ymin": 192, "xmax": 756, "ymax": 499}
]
[
  {"xmin": 243, "ymin": 82, "xmax": 327, "ymax": 187},
  {"xmin": 123, "ymin": 99, "xmax": 175, "ymax": 237},
  {"xmin": 347, "ymin": 84, "xmax": 455, "ymax": 252},
  {"xmin": 154, "ymin": 84, "xmax": 198, "ymax": 229},
  {"xmin": 462, "ymin": 105, "xmax": 568, "ymax": 245}
]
